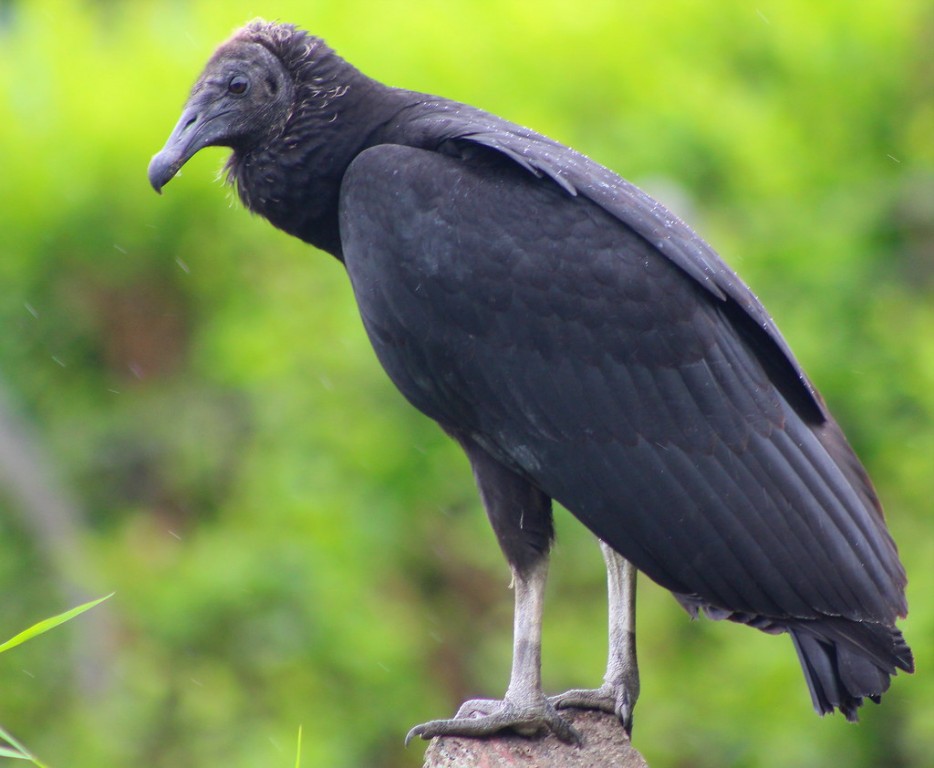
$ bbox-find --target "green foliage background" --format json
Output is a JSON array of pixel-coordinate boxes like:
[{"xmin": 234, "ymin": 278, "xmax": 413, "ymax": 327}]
[{"xmin": 0, "ymin": 1, "xmax": 931, "ymax": 766}]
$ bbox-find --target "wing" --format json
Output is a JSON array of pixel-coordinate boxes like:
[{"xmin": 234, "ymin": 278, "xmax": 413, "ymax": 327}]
[
  {"xmin": 338, "ymin": 140, "xmax": 907, "ymax": 627},
  {"xmin": 377, "ymin": 96, "xmax": 823, "ymax": 423}
]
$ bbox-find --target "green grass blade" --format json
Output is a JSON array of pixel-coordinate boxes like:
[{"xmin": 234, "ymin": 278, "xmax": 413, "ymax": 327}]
[
  {"xmin": 0, "ymin": 594, "xmax": 113, "ymax": 767},
  {"xmin": 0, "ymin": 593, "xmax": 114, "ymax": 655},
  {"xmin": 0, "ymin": 725, "xmax": 48, "ymax": 767},
  {"xmin": 294, "ymin": 725, "xmax": 302, "ymax": 768}
]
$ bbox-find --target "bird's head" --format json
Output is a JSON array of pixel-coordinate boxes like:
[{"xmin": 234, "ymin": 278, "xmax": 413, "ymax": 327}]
[
  {"xmin": 149, "ymin": 20, "xmax": 390, "ymax": 255},
  {"xmin": 148, "ymin": 20, "xmax": 306, "ymax": 193}
]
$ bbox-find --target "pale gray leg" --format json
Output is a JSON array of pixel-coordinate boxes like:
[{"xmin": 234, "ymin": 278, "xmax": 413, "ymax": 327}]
[
  {"xmin": 406, "ymin": 556, "xmax": 581, "ymax": 745},
  {"xmin": 551, "ymin": 540, "xmax": 639, "ymax": 733}
]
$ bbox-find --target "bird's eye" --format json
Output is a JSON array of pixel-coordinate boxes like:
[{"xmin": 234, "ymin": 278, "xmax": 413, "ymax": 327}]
[{"xmin": 228, "ymin": 75, "xmax": 249, "ymax": 95}]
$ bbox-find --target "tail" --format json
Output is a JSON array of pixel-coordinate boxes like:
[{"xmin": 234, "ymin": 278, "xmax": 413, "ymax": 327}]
[{"xmin": 789, "ymin": 618, "xmax": 913, "ymax": 721}]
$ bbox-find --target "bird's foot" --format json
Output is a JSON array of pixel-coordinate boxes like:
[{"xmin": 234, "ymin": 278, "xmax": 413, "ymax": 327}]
[
  {"xmin": 406, "ymin": 695, "xmax": 582, "ymax": 746},
  {"xmin": 550, "ymin": 682, "xmax": 636, "ymax": 735}
]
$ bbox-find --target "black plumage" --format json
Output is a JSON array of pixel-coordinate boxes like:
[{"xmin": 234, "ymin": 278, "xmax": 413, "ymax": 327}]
[{"xmin": 149, "ymin": 20, "xmax": 912, "ymax": 738}]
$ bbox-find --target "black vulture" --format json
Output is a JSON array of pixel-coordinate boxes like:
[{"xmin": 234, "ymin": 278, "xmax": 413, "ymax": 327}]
[{"xmin": 148, "ymin": 20, "xmax": 912, "ymax": 743}]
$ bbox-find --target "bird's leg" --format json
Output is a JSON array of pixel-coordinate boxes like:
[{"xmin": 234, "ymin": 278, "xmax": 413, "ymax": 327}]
[
  {"xmin": 551, "ymin": 540, "xmax": 639, "ymax": 734},
  {"xmin": 406, "ymin": 555, "xmax": 580, "ymax": 745},
  {"xmin": 407, "ymin": 437, "xmax": 579, "ymax": 745}
]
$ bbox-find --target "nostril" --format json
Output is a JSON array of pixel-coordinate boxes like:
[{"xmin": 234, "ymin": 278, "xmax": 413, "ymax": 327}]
[{"xmin": 183, "ymin": 114, "xmax": 198, "ymax": 130}]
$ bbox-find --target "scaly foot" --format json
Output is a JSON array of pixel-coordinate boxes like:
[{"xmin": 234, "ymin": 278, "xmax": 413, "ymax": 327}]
[
  {"xmin": 550, "ymin": 681, "xmax": 635, "ymax": 735},
  {"xmin": 406, "ymin": 695, "xmax": 582, "ymax": 745}
]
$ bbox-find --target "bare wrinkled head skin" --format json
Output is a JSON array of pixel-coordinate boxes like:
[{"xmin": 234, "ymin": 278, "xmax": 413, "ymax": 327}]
[{"xmin": 148, "ymin": 21, "xmax": 297, "ymax": 192}]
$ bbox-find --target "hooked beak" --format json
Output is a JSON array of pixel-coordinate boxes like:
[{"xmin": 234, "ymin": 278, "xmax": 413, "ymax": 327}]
[{"xmin": 148, "ymin": 102, "xmax": 232, "ymax": 193}]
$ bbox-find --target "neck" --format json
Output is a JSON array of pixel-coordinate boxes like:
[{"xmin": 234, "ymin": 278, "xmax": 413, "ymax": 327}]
[{"xmin": 226, "ymin": 45, "xmax": 404, "ymax": 259}]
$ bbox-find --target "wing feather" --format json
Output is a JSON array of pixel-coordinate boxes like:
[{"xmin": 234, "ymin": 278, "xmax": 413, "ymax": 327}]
[{"xmin": 339, "ymin": 141, "xmax": 907, "ymax": 629}]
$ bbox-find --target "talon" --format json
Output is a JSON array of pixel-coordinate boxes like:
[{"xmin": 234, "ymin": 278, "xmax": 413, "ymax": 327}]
[
  {"xmin": 404, "ymin": 723, "xmax": 426, "ymax": 747},
  {"xmin": 550, "ymin": 716, "xmax": 583, "ymax": 746},
  {"xmin": 617, "ymin": 690, "xmax": 635, "ymax": 736}
]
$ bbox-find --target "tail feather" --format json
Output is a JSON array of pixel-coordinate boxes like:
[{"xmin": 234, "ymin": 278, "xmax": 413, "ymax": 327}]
[
  {"xmin": 675, "ymin": 594, "xmax": 913, "ymax": 719},
  {"xmin": 789, "ymin": 618, "xmax": 913, "ymax": 721}
]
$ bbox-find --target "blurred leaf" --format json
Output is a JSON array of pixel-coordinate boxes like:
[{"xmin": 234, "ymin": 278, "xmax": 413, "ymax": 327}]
[{"xmin": 0, "ymin": 594, "xmax": 113, "ymax": 655}]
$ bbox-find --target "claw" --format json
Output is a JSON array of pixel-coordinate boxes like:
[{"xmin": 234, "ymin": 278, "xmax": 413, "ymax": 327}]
[{"xmin": 618, "ymin": 690, "xmax": 635, "ymax": 736}]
